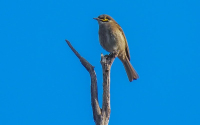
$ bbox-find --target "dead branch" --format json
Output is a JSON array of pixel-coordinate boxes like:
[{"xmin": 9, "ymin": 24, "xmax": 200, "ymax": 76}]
[{"xmin": 66, "ymin": 40, "xmax": 117, "ymax": 125}]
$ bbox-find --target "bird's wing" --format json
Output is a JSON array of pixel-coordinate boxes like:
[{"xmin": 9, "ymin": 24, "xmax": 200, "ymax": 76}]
[{"xmin": 117, "ymin": 23, "xmax": 131, "ymax": 61}]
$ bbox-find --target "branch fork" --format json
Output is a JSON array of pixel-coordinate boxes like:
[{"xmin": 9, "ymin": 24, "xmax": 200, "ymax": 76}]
[{"xmin": 66, "ymin": 40, "xmax": 117, "ymax": 125}]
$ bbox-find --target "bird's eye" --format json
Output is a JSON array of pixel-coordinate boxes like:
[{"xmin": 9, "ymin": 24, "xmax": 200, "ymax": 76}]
[{"xmin": 100, "ymin": 16, "xmax": 109, "ymax": 22}]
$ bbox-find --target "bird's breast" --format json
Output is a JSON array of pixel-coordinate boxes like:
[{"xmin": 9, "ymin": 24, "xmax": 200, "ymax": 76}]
[{"xmin": 99, "ymin": 24, "xmax": 126, "ymax": 53}]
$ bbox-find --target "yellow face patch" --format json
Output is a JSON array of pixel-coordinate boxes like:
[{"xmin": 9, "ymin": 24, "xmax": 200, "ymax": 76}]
[{"xmin": 101, "ymin": 18, "xmax": 108, "ymax": 22}]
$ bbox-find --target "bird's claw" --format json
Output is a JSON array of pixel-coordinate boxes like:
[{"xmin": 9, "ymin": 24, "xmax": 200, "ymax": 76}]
[{"xmin": 109, "ymin": 50, "xmax": 119, "ymax": 58}]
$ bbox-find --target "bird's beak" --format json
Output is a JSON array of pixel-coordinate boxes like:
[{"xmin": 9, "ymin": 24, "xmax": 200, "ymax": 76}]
[{"xmin": 93, "ymin": 17, "xmax": 99, "ymax": 20}]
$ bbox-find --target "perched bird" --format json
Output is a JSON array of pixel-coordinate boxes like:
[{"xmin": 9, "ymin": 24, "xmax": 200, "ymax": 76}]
[{"xmin": 93, "ymin": 14, "xmax": 139, "ymax": 82}]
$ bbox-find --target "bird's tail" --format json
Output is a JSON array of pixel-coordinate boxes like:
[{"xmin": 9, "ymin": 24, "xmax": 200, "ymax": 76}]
[{"xmin": 120, "ymin": 57, "xmax": 139, "ymax": 82}]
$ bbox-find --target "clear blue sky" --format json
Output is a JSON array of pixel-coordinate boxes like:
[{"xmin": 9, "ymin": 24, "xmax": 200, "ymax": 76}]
[{"xmin": 0, "ymin": 0, "xmax": 199, "ymax": 125}]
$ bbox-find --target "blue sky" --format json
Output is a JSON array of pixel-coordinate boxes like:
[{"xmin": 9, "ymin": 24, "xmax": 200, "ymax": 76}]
[{"xmin": 0, "ymin": 0, "xmax": 200, "ymax": 125}]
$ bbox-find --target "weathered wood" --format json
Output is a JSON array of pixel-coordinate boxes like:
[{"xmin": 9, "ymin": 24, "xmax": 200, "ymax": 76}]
[{"xmin": 66, "ymin": 40, "xmax": 117, "ymax": 125}]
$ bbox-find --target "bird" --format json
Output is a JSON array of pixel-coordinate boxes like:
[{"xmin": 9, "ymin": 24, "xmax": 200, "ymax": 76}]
[{"xmin": 93, "ymin": 14, "xmax": 139, "ymax": 82}]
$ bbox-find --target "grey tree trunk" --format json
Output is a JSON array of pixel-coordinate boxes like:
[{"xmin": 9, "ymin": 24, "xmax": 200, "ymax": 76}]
[{"xmin": 66, "ymin": 40, "xmax": 117, "ymax": 125}]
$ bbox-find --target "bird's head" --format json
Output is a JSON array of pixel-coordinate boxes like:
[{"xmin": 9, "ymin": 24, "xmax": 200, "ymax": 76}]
[{"xmin": 93, "ymin": 14, "xmax": 115, "ymax": 25}]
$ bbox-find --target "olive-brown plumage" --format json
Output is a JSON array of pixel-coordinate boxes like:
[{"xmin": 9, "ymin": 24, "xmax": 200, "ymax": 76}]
[{"xmin": 94, "ymin": 14, "xmax": 139, "ymax": 82}]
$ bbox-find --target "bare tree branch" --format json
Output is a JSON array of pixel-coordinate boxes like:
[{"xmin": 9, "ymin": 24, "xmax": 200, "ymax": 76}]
[
  {"xmin": 100, "ymin": 53, "xmax": 117, "ymax": 125},
  {"xmin": 66, "ymin": 40, "xmax": 117, "ymax": 125}
]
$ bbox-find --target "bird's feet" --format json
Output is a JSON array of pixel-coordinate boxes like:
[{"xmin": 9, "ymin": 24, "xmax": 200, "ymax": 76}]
[{"xmin": 109, "ymin": 50, "xmax": 119, "ymax": 58}]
